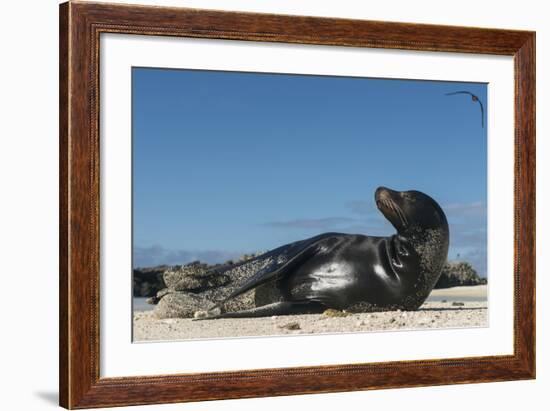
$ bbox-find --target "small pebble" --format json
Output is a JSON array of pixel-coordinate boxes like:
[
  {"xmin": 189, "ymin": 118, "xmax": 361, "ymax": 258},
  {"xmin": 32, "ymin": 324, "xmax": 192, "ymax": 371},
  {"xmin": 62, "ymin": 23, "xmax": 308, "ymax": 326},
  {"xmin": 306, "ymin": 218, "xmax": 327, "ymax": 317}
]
[
  {"xmin": 452, "ymin": 301, "xmax": 465, "ymax": 307},
  {"xmin": 161, "ymin": 319, "xmax": 176, "ymax": 324},
  {"xmin": 193, "ymin": 310, "xmax": 208, "ymax": 319},
  {"xmin": 278, "ymin": 322, "xmax": 301, "ymax": 330},
  {"xmin": 323, "ymin": 309, "xmax": 351, "ymax": 318}
]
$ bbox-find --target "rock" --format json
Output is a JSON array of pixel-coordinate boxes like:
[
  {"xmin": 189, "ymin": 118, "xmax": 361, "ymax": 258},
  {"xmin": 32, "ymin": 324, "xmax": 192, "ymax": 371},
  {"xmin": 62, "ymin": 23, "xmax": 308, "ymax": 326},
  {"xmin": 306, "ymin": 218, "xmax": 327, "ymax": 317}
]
[
  {"xmin": 239, "ymin": 254, "xmax": 255, "ymax": 262},
  {"xmin": 153, "ymin": 292, "xmax": 210, "ymax": 319},
  {"xmin": 193, "ymin": 310, "xmax": 209, "ymax": 320},
  {"xmin": 163, "ymin": 262, "xmax": 218, "ymax": 290},
  {"xmin": 133, "ymin": 266, "xmax": 168, "ymax": 297},
  {"xmin": 452, "ymin": 301, "xmax": 465, "ymax": 307},
  {"xmin": 161, "ymin": 319, "xmax": 177, "ymax": 324},
  {"xmin": 323, "ymin": 309, "xmax": 351, "ymax": 318},
  {"xmin": 150, "ymin": 255, "xmax": 289, "ymax": 319},
  {"xmin": 146, "ymin": 296, "xmax": 159, "ymax": 305},
  {"xmin": 278, "ymin": 322, "xmax": 301, "ymax": 330},
  {"xmin": 434, "ymin": 261, "xmax": 487, "ymax": 289}
]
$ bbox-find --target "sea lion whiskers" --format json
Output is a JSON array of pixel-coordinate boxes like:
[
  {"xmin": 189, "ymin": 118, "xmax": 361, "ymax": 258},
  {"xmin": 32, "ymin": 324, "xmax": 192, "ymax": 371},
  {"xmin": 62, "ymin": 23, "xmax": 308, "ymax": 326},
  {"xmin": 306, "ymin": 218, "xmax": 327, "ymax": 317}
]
[
  {"xmin": 383, "ymin": 199, "xmax": 397, "ymax": 220},
  {"xmin": 382, "ymin": 199, "xmax": 394, "ymax": 219},
  {"xmin": 395, "ymin": 202, "xmax": 409, "ymax": 226},
  {"xmin": 395, "ymin": 200, "xmax": 409, "ymax": 226},
  {"xmin": 386, "ymin": 198, "xmax": 408, "ymax": 227}
]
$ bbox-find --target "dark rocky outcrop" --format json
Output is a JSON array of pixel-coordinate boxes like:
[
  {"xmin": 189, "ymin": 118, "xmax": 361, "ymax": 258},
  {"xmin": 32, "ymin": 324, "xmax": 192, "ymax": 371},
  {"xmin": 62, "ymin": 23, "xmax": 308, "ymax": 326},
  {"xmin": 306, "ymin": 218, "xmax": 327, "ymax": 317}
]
[
  {"xmin": 133, "ymin": 266, "xmax": 168, "ymax": 297},
  {"xmin": 434, "ymin": 261, "xmax": 487, "ymax": 289}
]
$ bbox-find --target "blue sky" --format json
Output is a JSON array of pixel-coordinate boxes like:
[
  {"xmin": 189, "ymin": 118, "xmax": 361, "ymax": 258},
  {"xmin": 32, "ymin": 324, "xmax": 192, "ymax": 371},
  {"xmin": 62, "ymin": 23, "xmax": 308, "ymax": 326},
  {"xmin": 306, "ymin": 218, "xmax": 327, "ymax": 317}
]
[{"xmin": 132, "ymin": 67, "xmax": 487, "ymax": 276}]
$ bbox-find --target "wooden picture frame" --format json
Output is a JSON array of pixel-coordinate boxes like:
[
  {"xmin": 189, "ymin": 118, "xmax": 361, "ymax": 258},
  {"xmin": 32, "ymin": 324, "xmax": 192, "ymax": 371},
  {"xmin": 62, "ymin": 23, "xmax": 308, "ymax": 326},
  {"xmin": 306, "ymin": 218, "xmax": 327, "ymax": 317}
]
[{"xmin": 59, "ymin": 1, "xmax": 535, "ymax": 408}]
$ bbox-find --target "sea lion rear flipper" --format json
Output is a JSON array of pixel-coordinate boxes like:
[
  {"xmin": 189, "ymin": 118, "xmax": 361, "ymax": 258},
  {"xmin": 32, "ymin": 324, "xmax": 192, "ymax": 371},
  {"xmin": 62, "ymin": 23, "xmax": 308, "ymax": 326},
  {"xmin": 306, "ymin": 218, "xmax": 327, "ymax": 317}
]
[{"xmin": 194, "ymin": 301, "xmax": 324, "ymax": 320}]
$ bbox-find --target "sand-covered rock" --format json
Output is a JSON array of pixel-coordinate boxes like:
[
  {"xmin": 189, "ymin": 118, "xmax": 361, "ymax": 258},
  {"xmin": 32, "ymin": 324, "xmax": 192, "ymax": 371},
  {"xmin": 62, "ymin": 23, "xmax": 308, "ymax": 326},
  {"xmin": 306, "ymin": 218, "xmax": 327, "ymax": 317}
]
[
  {"xmin": 146, "ymin": 249, "xmax": 296, "ymax": 319},
  {"xmin": 163, "ymin": 262, "xmax": 231, "ymax": 292},
  {"xmin": 153, "ymin": 291, "xmax": 210, "ymax": 318}
]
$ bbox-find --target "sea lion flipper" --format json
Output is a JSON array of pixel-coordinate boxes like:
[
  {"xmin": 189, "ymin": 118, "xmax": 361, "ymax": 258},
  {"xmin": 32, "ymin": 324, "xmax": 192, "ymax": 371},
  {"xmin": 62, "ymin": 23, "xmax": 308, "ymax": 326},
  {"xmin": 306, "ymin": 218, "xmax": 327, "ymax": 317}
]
[
  {"xmin": 194, "ymin": 301, "xmax": 323, "ymax": 320},
  {"xmin": 217, "ymin": 238, "xmax": 326, "ymax": 307}
]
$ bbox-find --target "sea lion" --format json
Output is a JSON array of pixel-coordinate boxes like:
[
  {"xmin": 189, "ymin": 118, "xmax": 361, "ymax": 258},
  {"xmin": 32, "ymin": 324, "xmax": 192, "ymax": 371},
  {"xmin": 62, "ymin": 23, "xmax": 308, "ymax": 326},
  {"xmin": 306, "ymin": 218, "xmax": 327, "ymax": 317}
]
[{"xmin": 196, "ymin": 186, "xmax": 449, "ymax": 319}]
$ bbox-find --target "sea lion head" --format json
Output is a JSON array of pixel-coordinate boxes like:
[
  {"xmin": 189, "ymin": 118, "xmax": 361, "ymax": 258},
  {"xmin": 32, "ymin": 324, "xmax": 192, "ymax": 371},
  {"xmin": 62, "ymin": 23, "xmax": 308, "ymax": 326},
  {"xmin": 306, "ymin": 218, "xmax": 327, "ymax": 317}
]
[
  {"xmin": 376, "ymin": 187, "xmax": 450, "ymax": 305},
  {"xmin": 375, "ymin": 186, "xmax": 448, "ymax": 235}
]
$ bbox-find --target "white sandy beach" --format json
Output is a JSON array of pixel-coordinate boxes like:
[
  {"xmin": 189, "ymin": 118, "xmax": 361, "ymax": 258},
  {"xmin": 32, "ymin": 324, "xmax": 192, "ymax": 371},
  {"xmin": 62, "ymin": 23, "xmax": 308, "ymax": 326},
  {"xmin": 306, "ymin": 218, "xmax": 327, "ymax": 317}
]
[
  {"xmin": 133, "ymin": 285, "xmax": 487, "ymax": 342},
  {"xmin": 428, "ymin": 285, "xmax": 488, "ymax": 301}
]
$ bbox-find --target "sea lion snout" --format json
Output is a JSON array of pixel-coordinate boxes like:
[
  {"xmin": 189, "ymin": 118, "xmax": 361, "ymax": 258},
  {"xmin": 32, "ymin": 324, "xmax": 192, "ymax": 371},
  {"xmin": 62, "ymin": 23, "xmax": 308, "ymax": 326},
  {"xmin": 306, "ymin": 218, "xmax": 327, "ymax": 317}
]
[
  {"xmin": 375, "ymin": 187, "xmax": 407, "ymax": 231},
  {"xmin": 375, "ymin": 186, "xmax": 392, "ymax": 202},
  {"xmin": 375, "ymin": 186, "xmax": 400, "ymax": 205}
]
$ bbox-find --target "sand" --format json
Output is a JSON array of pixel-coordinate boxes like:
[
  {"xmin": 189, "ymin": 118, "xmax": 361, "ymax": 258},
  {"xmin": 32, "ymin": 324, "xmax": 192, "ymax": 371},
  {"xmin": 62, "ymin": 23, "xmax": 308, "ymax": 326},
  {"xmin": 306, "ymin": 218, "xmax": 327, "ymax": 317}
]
[{"xmin": 133, "ymin": 285, "xmax": 487, "ymax": 342}]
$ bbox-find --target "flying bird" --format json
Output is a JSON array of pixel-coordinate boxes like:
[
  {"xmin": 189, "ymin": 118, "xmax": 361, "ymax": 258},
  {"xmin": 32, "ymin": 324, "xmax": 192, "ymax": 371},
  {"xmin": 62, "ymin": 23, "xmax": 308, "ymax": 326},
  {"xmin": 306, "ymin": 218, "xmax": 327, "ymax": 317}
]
[{"xmin": 445, "ymin": 91, "xmax": 484, "ymax": 128}]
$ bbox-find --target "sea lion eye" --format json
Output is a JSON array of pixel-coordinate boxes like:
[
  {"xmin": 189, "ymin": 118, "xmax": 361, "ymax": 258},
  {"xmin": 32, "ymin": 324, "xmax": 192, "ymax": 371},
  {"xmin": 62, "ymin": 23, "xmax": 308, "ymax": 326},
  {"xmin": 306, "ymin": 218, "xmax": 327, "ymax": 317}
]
[{"xmin": 402, "ymin": 193, "xmax": 416, "ymax": 202}]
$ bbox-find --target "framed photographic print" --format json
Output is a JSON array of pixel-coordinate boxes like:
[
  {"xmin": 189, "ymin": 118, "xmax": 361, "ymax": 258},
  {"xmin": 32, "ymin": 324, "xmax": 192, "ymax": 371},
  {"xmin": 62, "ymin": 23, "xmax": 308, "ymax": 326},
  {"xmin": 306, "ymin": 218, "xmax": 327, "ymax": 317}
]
[{"xmin": 59, "ymin": 1, "xmax": 535, "ymax": 408}]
